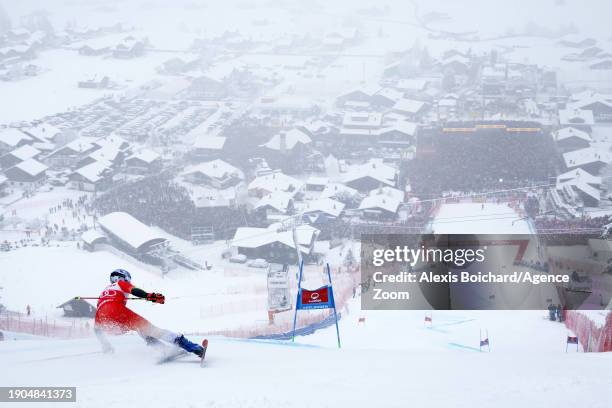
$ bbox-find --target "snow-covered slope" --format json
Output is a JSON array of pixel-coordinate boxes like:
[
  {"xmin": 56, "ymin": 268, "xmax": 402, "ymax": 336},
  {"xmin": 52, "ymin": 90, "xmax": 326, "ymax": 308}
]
[{"xmin": 1, "ymin": 333, "xmax": 610, "ymax": 408}]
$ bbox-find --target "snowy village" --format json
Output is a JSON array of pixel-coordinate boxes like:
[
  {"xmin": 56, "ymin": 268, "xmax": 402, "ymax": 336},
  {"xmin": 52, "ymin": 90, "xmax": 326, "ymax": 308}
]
[{"xmin": 0, "ymin": 1, "xmax": 611, "ymax": 407}]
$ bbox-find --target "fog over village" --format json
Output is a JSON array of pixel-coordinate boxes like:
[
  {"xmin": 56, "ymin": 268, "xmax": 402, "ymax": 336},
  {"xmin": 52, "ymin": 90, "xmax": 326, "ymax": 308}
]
[{"xmin": 0, "ymin": 1, "xmax": 611, "ymax": 407}]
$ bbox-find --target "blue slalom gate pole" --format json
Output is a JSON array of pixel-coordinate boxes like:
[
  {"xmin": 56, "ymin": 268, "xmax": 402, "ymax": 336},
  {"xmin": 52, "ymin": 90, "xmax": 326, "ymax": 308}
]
[
  {"xmin": 291, "ymin": 260, "xmax": 304, "ymax": 342},
  {"xmin": 327, "ymin": 263, "xmax": 342, "ymax": 349}
]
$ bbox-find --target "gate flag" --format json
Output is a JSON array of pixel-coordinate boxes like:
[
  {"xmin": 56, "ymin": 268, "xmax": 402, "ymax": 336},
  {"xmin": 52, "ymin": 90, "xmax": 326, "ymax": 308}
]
[
  {"xmin": 291, "ymin": 262, "xmax": 341, "ymax": 348},
  {"xmin": 298, "ymin": 286, "xmax": 334, "ymax": 310}
]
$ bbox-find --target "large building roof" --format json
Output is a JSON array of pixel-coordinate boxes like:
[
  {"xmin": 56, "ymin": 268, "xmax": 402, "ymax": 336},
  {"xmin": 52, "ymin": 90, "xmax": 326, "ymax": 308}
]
[{"xmin": 98, "ymin": 212, "xmax": 167, "ymax": 251}]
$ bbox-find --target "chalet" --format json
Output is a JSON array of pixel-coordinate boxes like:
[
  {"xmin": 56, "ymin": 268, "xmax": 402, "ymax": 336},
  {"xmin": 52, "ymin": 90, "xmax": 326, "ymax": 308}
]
[
  {"xmin": 254, "ymin": 191, "xmax": 295, "ymax": 217},
  {"xmin": 261, "ymin": 128, "xmax": 312, "ymax": 154},
  {"xmin": 182, "ymin": 159, "xmax": 243, "ymax": 189},
  {"xmin": 46, "ymin": 137, "xmax": 98, "ymax": 168},
  {"xmin": 247, "ymin": 172, "xmax": 304, "ymax": 198},
  {"xmin": 562, "ymin": 147, "xmax": 611, "ymax": 174},
  {"xmin": 0, "ymin": 144, "xmax": 41, "ymax": 169},
  {"xmin": 23, "ymin": 124, "xmax": 64, "ymax": 144},
  {"xmin": 557, "ymin": 168, "xmax": 601, "ymax": 188},
  {"xmin": 69, "ymin": 161, "xmax": 113, "ymax": 191},
  {"xmin": 125, "ymin": 150, "xmax": 162, "ymax": 174},
  {"xmin": 568, "ymin": 98, "xmax": 612, "ymax": 122},
  {"xmin": 358, "ymin": 193, "xmax": 401, "ymax": 221},
  {"xmin": 441, "ymin": 55, "xmax": 471, "ymax": 75},
  {"xmin": 78, "ymin": 145, "xmax": 124, "ymax": 169},
  {"xmin": 371, "ymin": 88, "xmax": 403, "ymax": 108},
  {"xmin": 342, "ymin": 112, "xmax": 382, "ymax": 129},
  {"xmin": 552, "ymin": 127, "xmax": 592, "ymax": 152},
  {"xmin": 343, "ymin": 160, "xmax": 396, "ymax": 192},
  {"xmin": 192, "ymin": 136, "xmax": 227, "ymax": 159},
  {"xmin": 392, "ymin": 98, "xmax": 427, "ymax": 120},
  {"xmin": 336, "ymin": 85, "xmax": 380, "ymax": 107},
  {"xmin": 193, "ymin": 188, "xmax": 236, "ymax": 209},
  {"xmin": 232, "ymin": 224, "xmax": 319, "ymax": 264},
  {"xmin": 378, "ymin": 122, "xmax": 418, "ymax": 147},
  {"xmin": 558, "ymin": 108, "xmax": 595, "ymax": 131},
  {"xmin": 320, "ymin": 182, "xmax": 359, "ymax": 203},
  {"xmin": 112, "ymin": 37, "xmax": 147, "ymax": 59},
  {"xmin": 93, "ymin": 135, "xmax": 130, "ymax": 152},
  {"xmin": 368, "ymin": 186, "xmax": 405, "ymax": 202},
  {"xmin": 0, "ymin": 128, "xmax": 31, "ymax": 154},
  {"xmin": 4, "ymin": 158, "xmax": 47, "ymax": 186},
  {"xmin": 301, "ymin": 198, "xmax": 345, "ymax": 223}
]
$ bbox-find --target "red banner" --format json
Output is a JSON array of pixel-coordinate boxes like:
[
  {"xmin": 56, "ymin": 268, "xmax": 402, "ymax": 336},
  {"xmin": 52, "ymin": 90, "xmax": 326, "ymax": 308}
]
[{"xmin": 301, "ymin": 287, "xmax": 329, "ymax": 306}]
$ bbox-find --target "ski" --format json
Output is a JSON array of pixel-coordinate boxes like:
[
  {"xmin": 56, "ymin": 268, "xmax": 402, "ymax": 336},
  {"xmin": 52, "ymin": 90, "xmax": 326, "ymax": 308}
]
[{"xmin": 200, "ymin": 339, "xmax": 208, "ymax": 367}]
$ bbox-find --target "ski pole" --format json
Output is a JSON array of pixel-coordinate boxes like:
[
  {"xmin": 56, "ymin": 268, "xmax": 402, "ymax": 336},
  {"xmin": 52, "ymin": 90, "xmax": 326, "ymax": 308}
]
[{"xmin": 74, "ymin": 296, "xmax": 146, "ymax": 300}]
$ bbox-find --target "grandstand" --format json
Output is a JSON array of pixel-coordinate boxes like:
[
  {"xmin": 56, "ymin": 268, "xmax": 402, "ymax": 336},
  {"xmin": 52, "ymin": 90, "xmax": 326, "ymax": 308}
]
[{"xmin": 410, "ymin": 121, "xmax": 556, "ymax": 194}]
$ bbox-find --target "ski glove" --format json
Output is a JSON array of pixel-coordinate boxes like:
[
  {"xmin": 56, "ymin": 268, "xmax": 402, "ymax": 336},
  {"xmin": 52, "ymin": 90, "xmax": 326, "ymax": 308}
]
[{"xmin": 146, "ymin": 292, "xmax": 165, "ymax": 304}]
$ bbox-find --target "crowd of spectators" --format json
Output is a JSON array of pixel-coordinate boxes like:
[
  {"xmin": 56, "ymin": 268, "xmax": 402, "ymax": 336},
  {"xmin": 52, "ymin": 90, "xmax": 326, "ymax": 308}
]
[
  {"xmin": 409, "ymin": 122, "xmax": 555, "ymax": 195},
  {"xmin": 93, "ymin": 174, "xmax": 252, "ymax": 241}
]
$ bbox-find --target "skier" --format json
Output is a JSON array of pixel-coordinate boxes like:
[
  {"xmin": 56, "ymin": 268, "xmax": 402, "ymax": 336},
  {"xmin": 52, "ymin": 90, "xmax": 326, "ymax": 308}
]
[{"xmin": 94, "ymin": 269, "xmax": 205, "ymax": 358}]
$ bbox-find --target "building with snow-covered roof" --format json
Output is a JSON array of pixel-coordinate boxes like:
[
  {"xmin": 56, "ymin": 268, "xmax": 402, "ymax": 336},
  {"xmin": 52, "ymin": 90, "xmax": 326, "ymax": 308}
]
[
  {"xmin": 557, "ymin": 168, "xmax": 601, "ymax": 187},
  {"xmin": 0, "ymin": 128, "xmax": 32, "ymax": 153},
  {"xmin": 261, "ymin": 128, "xmax": 312, "ymax": 153},
  {"xmin": 254, "ymin": 191, "xmax": 295, "ymax": 216},
  {"xmin": 0, "ymin": 144, "xmax": 41, "ymax": 169},
  {"xmin": 125, "ymin": 149, "xmax": 162, "ymax": 174},
  {"xmin": 301, "ymin": 198, "xmax": 345, "ymax": 221},
  {"xmin": 98, "ymin": 212, "xmax": 168, "ymax": 256},
  {"xmin": 23, "ymin": 124, "xmax": 63, "ymax": 143},
  {"xmin": 558, "ymin": 108, "xmax": 595, "ymax": 130},
  {"xmin": 79, "ymin": 145, "xmax": 124, "ymax": 168},
  {"xmin": 320, "ymin": 182, "xmax": 359, "ymax": 201},
  {"xmin": 232, "ymin": 224, "xmax": 319, "ymax": 263},
  {"xmin": 392, "ymin": 98, "xmax": 427, "ymax": 120},
  {"xmin": 369, "ymin": 186, "xmax": 405, "ymax": 202},
  {"xmin": 378, "ymin": 121, "xmax": 418, "ymax": 146},
  {"xmin": 69, "ymin": 161, "xmax": 113, "ymax": 191},
  {"xmin": 336, "ymin": 85, "xmax": 381, "ymax": 107},
  {"xmin": 372, "ymin": 88, "xmax": 403, "ymax": 107},
  {"xmin": 556, "ymin": 178, "xmax": 600, "ymax": 207},
  {"xmin": 568, "ymin": 97, "xmax": 612, "ymax": 122},
  {"xmin": 4, "ymin": 158, "xmax": 47, "ymax": 186},
  {"xmin": 248, "ymin": 172, "xmax": 304, "ymax": 197},
  {"xmin": 552, "ymin": 127, "xmax": 592, "ymax": 151},
  {"xmin": 46, "ymin": 137, "xmax": 98, "ymax": 168},
  {"xmin": 192, "ymin": 136, "xmax": 227, "ymax": 158},
  {"xmin": 562, "ymin": 147, "xmax": 611, "ymax": 174},
  {"xmin": 342, "ymin": 111, "xmax": 383, "ymax": 129},
  {"xmin": 343, "ymin": 160, "xmax": 396, "ymax": 192},
  {"xmin": 182, "ymin": 159, "xmax": 243, "ymax": 189},
  {"xmin": 358, "ymin": 194, "xmax": 401, "ymax": 220}
]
